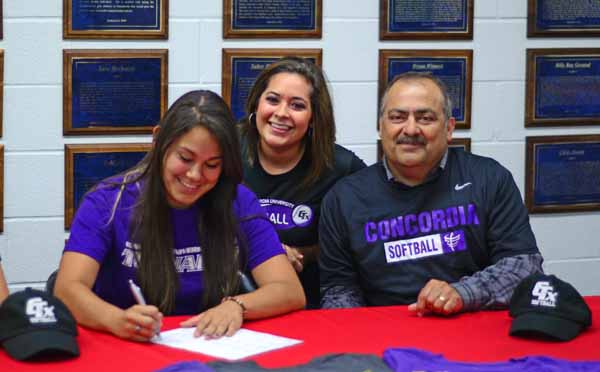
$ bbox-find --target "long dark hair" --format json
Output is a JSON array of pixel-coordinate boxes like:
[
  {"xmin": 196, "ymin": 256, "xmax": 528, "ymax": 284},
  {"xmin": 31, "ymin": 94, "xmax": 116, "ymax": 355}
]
[
  {"xmin": 120, "ymin": 90, "xmax": 243, "ymax": 314},
  {"xmin": 239, "ymin": 56, "xmax": 336, "ymax": 188}
]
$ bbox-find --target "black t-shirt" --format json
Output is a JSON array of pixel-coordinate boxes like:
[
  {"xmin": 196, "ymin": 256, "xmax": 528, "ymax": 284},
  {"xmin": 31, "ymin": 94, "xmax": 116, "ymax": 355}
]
[
  {"xmin": 242, "ymin": 143, "xmax": 366, "ymax": 307},
  {"xmin": 320, "ymin": 148, "xmax": 540, "ymax": 306}
]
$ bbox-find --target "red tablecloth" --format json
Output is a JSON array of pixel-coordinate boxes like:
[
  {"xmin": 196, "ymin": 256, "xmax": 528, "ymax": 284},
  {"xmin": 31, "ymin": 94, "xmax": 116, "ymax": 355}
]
[{"xmin": 3, "ymin": 297, "xmax": 600, "ymax": 371}]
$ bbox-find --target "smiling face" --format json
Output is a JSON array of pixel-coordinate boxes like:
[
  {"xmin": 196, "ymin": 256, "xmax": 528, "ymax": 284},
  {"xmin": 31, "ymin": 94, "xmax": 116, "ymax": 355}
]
[
  {"xmin": 379, "ymin": 78, "xmax": 455, "ymax": 181},
  {"xmin": 255, "ymin": 72, "xmax": 313, "ymax": 154},
  {"xmin": 162, "ymin": 126, "xmax": 223, "ymax": 208}
]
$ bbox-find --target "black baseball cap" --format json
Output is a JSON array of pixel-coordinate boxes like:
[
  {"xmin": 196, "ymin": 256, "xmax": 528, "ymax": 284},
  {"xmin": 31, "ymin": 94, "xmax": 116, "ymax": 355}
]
[
  {"xmin": 0, "ymin": 288, "xmax": 79, "ymax": 360},
  {"xmin": 509, "ymin": 274, "xmax": 591, "ymax": 341}
]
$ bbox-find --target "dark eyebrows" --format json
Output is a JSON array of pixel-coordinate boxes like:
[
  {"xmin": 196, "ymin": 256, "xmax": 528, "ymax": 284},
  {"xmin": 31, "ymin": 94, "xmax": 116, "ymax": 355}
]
[
  {"xmin": 177, "ymin": 146, "xmax": 223, "ymax": 161},
  {"xmin": 386, "ymin": 108, "xmax": 437, "ymax": 116},
  {"xmin": 387, "ymin": 108, "xmax": 407, "ymax": 115},
  {"xmin": 415, "ymin": 109, "xmax": 437, "ymax": 117},
  {"xmin": 206, "ymin": 156, "xmax": 224, "ymax": 162},
  {"xmin": 265, "ymin": 91, "xmax": 309, "ymax": 104}
]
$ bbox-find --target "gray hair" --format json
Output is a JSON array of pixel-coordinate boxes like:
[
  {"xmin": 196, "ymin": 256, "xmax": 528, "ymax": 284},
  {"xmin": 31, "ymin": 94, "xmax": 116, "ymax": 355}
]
[{"xmin": 378, "ymin": 71, "xmax": 453, "ymax": 121}]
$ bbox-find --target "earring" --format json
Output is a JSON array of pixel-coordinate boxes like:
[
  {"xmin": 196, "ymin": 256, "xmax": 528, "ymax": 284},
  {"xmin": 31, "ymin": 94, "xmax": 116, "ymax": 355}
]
[
  {"xmin": 307, "ymin": 126, "xmax": 313, "ymax": 137},
  {"xmin": 248, "ymin": 112, "xmax": 256, "ymax": 125}
]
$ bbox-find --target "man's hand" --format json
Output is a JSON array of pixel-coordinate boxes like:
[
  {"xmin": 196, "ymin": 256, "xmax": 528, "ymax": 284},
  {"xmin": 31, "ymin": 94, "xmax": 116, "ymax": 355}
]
[{"xmin": 408, "ymin": 279, "xmax": 464, "ymax": 316}]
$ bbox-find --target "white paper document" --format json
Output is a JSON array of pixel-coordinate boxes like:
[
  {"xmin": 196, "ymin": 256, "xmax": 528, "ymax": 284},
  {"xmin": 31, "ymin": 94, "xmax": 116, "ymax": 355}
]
[{"xmin": 152, "ymin": 327, "xmax": 302, "ymax": 361}]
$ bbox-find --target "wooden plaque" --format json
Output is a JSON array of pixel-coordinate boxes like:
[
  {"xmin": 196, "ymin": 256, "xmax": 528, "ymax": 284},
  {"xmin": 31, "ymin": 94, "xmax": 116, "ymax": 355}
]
[
  {"xmin": 379, "ymin": 49, "xmax": 473, "ymax": 129},
  {"xmin": 526, "ymin": 48, "xmax": 600, "ymax": 127},
  {"xmin": 63, "ymin": 49, "xmax": 168, "ymax": 135},
  {"xmin": 223, "ymin": 0, "xmax": 322, "ymax": 39},
  {"xmin": 526, "ymin": 135, "xmax": 600, "ymax": 214},
  {"xmin": 63, "ymin": 0, "xmax": 168, "ymax": 39},
  {"xmin": 528, "ymin": 0, "xmax": 600, "ymax": 38},
  {"xmin": 380, "ymin": 0, "xmax": 473, "ymax": 40},
  {"xmin": 64, "ymin": 143, "xmax": 150, "ymax": 229}
]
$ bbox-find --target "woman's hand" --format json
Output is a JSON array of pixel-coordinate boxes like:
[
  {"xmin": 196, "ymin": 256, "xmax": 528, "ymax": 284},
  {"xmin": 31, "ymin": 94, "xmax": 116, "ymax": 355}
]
[
  {"xmin": 55, "ymin": 252, "xmax": 164, "ymax": 342},
  {"xmin": 283, "ymin": 244, "xmax": 304, "ymax": 272},
  {"xmin": 180, "ymin": 299, "xmax": 244, "ymax": 339},
  {"xmin": 109, "ymin": 305, "xmax": 163, "ymax": 342}
]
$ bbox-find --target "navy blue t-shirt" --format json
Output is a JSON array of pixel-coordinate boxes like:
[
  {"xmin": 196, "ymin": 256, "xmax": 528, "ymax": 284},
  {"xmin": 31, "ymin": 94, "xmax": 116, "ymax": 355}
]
[{"xmin": 320, "ymin": 148, "xmax": 540, "ymax": 306}]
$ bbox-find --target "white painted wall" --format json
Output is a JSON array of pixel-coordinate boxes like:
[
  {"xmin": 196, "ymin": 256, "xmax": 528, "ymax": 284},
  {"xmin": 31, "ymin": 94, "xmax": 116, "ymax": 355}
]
[{"xmin": 2, "ymin": 1, "xmax": 599, "ymax": 295}]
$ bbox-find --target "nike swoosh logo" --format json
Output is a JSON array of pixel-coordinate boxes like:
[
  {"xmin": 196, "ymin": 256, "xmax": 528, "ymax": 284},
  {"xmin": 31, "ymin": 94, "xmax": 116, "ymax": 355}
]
[{"xmin": 455, "ymin": 182, "xmax": 472, "ymax": 191}]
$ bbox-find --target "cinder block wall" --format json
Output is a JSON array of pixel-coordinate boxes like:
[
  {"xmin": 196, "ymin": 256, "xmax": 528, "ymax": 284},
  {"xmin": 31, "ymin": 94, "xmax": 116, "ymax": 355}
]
[{"xmin": 2, "ymin": 1, "xmax": 599, "ymax": 295}]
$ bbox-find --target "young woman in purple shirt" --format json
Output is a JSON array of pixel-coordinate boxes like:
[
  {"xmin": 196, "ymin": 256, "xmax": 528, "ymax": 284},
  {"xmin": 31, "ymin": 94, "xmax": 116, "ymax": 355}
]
[{"xmin": 55, "ymin": 90, "xmax": 305, "ymax": 342}]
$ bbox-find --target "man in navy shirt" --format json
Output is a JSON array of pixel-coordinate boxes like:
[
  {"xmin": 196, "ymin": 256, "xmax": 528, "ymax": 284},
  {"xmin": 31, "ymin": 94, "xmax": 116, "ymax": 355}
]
[{"xmin": 319, "ymin": 72, "xmax": 543, "ymax": 315}]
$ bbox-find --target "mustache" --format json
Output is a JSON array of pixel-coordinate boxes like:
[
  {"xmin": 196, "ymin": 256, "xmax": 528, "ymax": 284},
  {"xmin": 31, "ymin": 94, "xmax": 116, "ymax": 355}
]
[{"xmin": 395, "ymin": 136, "xmax": 426, "ymax": 145}]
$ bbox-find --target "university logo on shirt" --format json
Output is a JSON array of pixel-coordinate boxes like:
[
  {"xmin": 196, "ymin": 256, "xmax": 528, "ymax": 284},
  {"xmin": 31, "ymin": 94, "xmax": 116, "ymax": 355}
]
[
  {"xmin": 260, "ymin": 198, "xmax": 313, "ymax": 230},
  {"xmin": 384, "ymin": 230, "xmax": 467, "ymax": 263}
]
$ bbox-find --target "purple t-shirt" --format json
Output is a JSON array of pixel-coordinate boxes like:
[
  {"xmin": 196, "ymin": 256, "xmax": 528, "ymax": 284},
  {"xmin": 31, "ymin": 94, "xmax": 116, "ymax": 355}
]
[
  {"xmin": 65, "ymin": 179, "xmax": 284, "ymax": 315},
  {"xmin": 383, "ymin": 348, "xmax": 600, "ymax": 372}
]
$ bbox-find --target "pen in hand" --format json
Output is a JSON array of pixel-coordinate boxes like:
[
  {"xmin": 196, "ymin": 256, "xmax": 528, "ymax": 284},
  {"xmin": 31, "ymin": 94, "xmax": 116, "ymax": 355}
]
[{"xmin": 128, "ymin": 279, "xmax": 161, "ymax": 339}]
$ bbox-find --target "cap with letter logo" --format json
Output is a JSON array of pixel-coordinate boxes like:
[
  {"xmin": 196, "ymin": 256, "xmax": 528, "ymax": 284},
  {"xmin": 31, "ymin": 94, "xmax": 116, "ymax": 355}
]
[
  {"xmin": 509, "ymin": 274, "xmax": 591, "ymax": 341},
  {"xmin": 0, "ymin": 288, "xmax": 79, "ymax": 360}
]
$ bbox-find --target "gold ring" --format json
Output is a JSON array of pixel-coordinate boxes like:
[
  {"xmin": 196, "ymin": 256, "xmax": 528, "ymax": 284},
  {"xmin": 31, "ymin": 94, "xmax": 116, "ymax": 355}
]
[{"xmin": 439, "ymin": 296, "xmax": 446, "ymax": 302}]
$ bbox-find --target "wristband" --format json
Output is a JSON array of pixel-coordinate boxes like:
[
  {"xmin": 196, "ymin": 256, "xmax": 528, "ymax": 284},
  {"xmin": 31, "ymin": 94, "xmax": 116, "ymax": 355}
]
[{"xmin": 222, "ymin": 296, "xmax": 247, "ymax": 313}]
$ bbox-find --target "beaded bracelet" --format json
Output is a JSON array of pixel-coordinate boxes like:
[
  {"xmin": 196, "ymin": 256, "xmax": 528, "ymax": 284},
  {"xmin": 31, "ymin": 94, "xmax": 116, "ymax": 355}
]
[{"xmin": 222, "ymin": 296, "xmax": 247, "ymax": 313}]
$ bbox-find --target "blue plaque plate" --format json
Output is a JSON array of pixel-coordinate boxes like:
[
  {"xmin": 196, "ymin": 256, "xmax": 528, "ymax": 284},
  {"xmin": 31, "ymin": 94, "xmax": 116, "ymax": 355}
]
[
  {"xmin": 233, "ymin": 0, "xmax": 315, "ymax": 30},
  {"xmin": 65, "ymin": 143, "xmax": 150, "ymax": 228},
  {"xmin": 72, "ymin": 0, "xmax": 161, "ymax": 31},
  {"xmin": 73, "ymin": 151, "xmax": 146, "ymax": 212},
  {"xmin": 388, "ymin": 0, "xmax": 467, "ymax": 32},
  {"xmin": 72, "ymin": 58, "xmax": 161, "ymax": 128},
  {"xmin": 381, "ymin": 0, "xmax": 472, "ymax": 40},
  {"xmin": 533, "ymin": 141, "xmax": 600, "ymax": 207},
  {"xmin": 534, "ymin": 56, "xmax": 600, "ymax": 120},
  {"xmin": 529, "ymin": 0, "xmax": 600, "ymax": 37},
  {"xmin": 64, "ymin": 50, "xmax": 168, "ymax": 135},
  {"xmin": 224, "ymin": 0, "xmax": 321, "ymax": 38},
  {"xmin": 65, "ymin": 0, "xmax": 167, "ymax": 39},
  {"xmin": 386, "ymin": 57, "xmax": 468, "ymax": 123}
]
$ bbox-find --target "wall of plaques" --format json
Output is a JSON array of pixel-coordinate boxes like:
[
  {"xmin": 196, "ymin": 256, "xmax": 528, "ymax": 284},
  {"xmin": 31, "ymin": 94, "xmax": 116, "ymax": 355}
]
[
  {"xmin": 0, "ymin": 0, "xmax": 599, "ymax": 293},
  {"xmin": 523, "ymin": 0, "xmax": 600, "ymax": 216}
]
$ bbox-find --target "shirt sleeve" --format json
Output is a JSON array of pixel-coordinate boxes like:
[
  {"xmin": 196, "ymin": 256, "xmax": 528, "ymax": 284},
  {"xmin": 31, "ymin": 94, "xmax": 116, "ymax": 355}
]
[
  {"xmin": 235, "ymin": 185, "xmax": 285, "ymax": 270},
  {"xmin": 319, "ymin": 186, "xmax": 363, "ymax": 307},
  {"xmin": 451, "ymin": 161, "xmax": 543, "ymax": 311},
  {"xmin": 451, "ymin": 253, "xmax": 544, "ymax": 311},
  {"xmin": 64, "ymin": 186, "xmax": 114, "ymax": 264}
]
